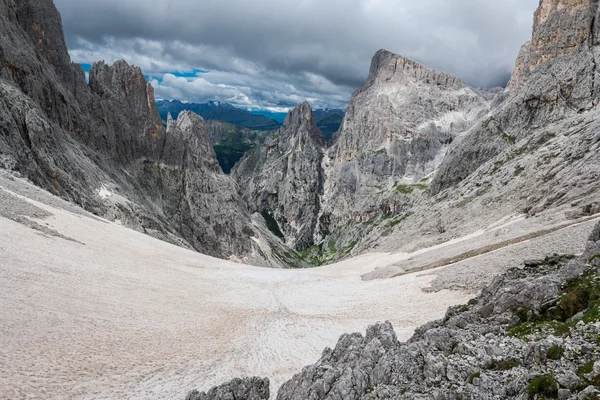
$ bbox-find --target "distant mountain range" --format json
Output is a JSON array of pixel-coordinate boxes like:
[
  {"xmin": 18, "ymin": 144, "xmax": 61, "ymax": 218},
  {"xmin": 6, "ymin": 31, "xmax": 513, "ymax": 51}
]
[
  {"xmin": 312, "ymin": 108, "xmax": 345, "ymax": 141},
  {"xmin": 157, "ymin": 100, "xmax": 281, "ymax": 131},
  {"xmin": 156, "ymin": 100, "xmax": 345, "ymax": 140}
]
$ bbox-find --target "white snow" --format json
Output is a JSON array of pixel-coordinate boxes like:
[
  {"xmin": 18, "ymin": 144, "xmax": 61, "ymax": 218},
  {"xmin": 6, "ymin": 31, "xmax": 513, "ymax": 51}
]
[
  {"xmin": 0, "ymin": 189, "xmax": 472, "ymax": 400},
  {"xmin": 98, "ymin": 185, "xmax": 112, "ymax": 199}
]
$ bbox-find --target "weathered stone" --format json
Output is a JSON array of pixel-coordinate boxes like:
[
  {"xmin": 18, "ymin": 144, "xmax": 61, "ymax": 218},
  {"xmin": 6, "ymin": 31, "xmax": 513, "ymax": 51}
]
[
  {"xmin": 232, "ymin": 102, "xmax": 325, "ymax": 250},
  {"xmin": 186, "ymin": 377, "xmax": 270, "ymax": 400}
]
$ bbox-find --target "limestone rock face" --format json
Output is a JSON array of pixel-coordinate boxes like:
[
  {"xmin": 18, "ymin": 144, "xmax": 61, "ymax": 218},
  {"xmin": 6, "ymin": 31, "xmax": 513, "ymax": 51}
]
[
  {"xmin": 147, "ymin": 111, "xmax": 256, "ymax": 258},
  {"xmin": 318, "ymin": 49, "xmax": 489, "ymax": 238},
  {"xmin": 87, "ymin": 60, "xmax": 165, "ymax": 161},
  {"xmin": 431, "ymin": 0, "xmax": 600, "ymax": 193},
  {"xmin": 186, "ymin": 377, "xmax": 270, "ymax": 400},
  {"xmin": 232, "ymin": 102, "xmax": 325, "ymax": 250}
]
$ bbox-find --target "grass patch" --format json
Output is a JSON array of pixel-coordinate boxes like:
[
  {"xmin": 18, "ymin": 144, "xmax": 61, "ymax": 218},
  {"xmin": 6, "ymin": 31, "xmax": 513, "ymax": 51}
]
[
  {"xmin": 514, "ymin": 165, "xmax": 525, "ymax": 176},
  {"xmin": 509, "ymin": 269, "xmax": 600, "ymax": 340},
  {"xmin": 502, "ymin": 133, "xmax": 517, "ymax": 144},
  {"xmin": 490, "ymin": 359, "xmax": 519, "ymax": 371},
  {"xmin": 579, "ymin": 361, "xmax": 595, "ymax": 375},
  {"xmin": 468, "ymin": 371, "xmax": 480, "ymax": 384},
  {"xmin": 546, "ymin": 345, "xmax": 564, "ymax": 360},
  {"xmin": 390, "ymin": 183, "xmax": 429, "ymax": 195},
  {"xmin": 527, "ymin": 375, "xmax": 558, "ymax": 399},
  {"xmin": 298, "ymin": 239, "xmax": 357, "ymax": 266},
  {"xmin": 454, "ymin": 188, "xmax": 490, "ymax": 208}
]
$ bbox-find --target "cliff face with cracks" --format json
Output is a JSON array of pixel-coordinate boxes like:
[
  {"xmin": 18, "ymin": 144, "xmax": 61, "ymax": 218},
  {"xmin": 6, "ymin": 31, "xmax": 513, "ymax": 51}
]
[
  {"xmin": 310, "ymin": 50, "xmax": 489, "ymax": 256},
  {"xmin": 431, "ymin": 0, "xmax": 600, "ymax": 194},
  {"xmin": 232, "ymin": 102, "xmax": 326, "ymax": 251}
]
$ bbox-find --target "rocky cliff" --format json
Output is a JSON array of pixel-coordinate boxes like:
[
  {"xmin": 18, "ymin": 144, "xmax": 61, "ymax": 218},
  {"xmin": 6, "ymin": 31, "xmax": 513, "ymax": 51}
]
[
  {"xmin": 431, "ymin": 0, "xmax": 600, "ymax": 194},
  {"xmin": 0, "ymin": 0, "xmax": 298, "ymax": 267},
  {"xmin": 317, "ymin": 50, "xmax": 489, "ymax": 240},
  {"xmin": 232, "ymin": 102, "xmax": 326, "ymax": 251},
  {"xmin": 261, "ymin": 0, "xmax": 600, "ymax": 263}
]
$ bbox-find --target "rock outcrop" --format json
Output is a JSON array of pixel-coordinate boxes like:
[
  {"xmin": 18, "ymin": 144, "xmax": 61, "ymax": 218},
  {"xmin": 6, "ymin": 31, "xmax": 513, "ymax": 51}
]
[
  {"xmin": 186, "ymin": 377, "xmax": 270, "ymax": 400},
  {"xmin": 431, "ymin": 0, "xmax": 600, "ymax": 194},
  {"xmin": 309, "ymin": 50, "xmax": 489, "ymax": 258},
  {"xmin": 232, "ymin": 102, "xmax": 326, "ymax": 250},
  {"xmin": 0, "ymin": 0, "xmax": 297, "ymax": 267}
]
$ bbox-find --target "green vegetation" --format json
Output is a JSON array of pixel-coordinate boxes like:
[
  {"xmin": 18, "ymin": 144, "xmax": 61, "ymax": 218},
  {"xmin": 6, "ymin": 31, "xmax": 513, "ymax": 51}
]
[
  {"xmin": 454, "ymin": 188, "xmax": 490, "ymax": 208},
  {"xmin": 527, "ymin": 375, "xmax": 558, "ymax": 399},
  {"xmin": 514, "ymin": 165, "xmax": 525, "ymax": 176},
  {"xmin": 502, "ymin": 133, "xmax": 517, "ymax": 144},
  {"xmin": 392, "ymin": 183, "xmax": 428, "ymax": 194},
  {"xmin": 212, "ymin": 128, "xmax": 265, "ymax": 173},
  {"xmin": 546, "ymin": 345, "xmax": 564, "ymax": 360},
  {"xmin": 298, "ymin": 239, "xmax": 357, "ymax": 266},
  {"xmin": 578, "ymin": 361, "xmax": 595, "ymax": 375},
  {"xmin": 576, "ymin": 361, "xmax": 600, "ymax": 390},
  {"xmin": 385, "ymin": 212, "xmax": 413, "ymax": 231},
  {"xmin": 261, "ymin": 210, "xmax": 284, "ymax": 239},
  {"xmin": 468, "ymin": 372, "xmax": 480, "ymax": 384},
  {"xmin": 490, "ymin": 358, "xmax": 519, "ymax": 371},
  {"xmin": 508, "ymin": 269, "xmax": 600, "ymax": 339}
]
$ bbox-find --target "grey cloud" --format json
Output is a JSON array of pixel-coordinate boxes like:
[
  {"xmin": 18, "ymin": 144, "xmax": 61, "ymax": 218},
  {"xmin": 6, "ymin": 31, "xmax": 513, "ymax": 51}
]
[{"xmin": 55, "ymin": 0, "xmax": 539, "ymax": 110}]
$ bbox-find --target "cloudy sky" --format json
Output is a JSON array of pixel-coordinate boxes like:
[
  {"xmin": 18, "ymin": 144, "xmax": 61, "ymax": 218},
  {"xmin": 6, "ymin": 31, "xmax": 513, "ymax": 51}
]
[{"xmin": 54, "ymin": 0, "xmax": 539, "ymax": 112}]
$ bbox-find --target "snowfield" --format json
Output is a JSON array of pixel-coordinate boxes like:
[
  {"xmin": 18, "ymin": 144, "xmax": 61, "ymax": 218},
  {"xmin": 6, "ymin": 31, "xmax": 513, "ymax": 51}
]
[
  {"xmin": 0, "ymin": 177, "xmax": 471, "ymax": 400},
  {"xmin": 2, "ymin": 173, "xmax": 596, "ymax": 399}
]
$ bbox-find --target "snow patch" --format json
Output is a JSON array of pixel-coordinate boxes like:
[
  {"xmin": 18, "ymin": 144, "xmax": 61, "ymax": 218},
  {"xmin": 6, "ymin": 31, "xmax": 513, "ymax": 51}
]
[{"xmin": 98, "ymin": 185, "xmax": 112, "ymax": 199}]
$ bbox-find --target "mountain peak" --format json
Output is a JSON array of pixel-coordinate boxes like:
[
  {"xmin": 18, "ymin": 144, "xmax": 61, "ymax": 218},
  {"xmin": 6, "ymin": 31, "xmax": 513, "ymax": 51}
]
[
  {"xmin": 367, "ymin": 49, "xmax": 465, "ymax": 89},
  {"xmin": 283, "ymin": 101, "xmax": 316, "ymax": 130}
]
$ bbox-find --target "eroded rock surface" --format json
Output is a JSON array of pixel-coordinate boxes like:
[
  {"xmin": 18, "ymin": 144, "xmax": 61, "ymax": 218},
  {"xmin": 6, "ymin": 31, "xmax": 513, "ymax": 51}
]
[
  {"xmin": 186, "ymin": 377, "xmax": 269, "ymax": 400},
  {"xmin": 232, "ymin": 102, "xmax": 325, "ymax": 251}
]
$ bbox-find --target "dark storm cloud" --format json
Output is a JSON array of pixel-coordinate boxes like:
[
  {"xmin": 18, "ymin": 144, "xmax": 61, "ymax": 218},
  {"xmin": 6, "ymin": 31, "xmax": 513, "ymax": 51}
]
[{"xmin": 54, "ymin": 0, "xmax": 539, "ymax": 111}]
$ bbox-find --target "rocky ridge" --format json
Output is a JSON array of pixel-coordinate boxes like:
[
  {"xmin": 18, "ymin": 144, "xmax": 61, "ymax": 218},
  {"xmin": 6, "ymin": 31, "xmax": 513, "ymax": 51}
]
[
  {"xmin": 314, "ymin": 49, "xmax": 489, "ymax": 248},
  {"xmin": 263, "ymin": 0, "xmax": 600, "ymax": 264},
  {"xmin": 431, "ymin": 0, "xmax": 600, "ymax": 193},
  {"xmin": 232, "ymin": 102, "xmax": 326, "ymax": 251}
]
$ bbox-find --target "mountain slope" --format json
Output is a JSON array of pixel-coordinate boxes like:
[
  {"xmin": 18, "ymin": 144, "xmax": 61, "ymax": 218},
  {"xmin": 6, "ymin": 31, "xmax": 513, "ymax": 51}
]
[
  {"xmin": 202, "ymin": 120, "xmax": 268, "ymax": 174},
  {"xmin": 313, "ymin": 108, "xmax": 345, "ymax": 141},
  {"xmin": 275, "ymin": 223, "xmax": 600, "ymax": 399}
]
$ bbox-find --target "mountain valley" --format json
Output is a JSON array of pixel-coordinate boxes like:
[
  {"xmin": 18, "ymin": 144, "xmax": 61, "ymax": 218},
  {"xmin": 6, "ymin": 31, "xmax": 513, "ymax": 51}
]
[{"xmin": 1, "ymin": 0, "xmax": 600, "ymax": 398}]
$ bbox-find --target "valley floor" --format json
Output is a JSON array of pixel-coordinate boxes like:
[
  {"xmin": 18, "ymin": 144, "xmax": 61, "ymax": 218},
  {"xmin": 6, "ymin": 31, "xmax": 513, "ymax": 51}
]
[{"xmin": 0, "ymin": 172, "xmax": 597, "ymax": 399}]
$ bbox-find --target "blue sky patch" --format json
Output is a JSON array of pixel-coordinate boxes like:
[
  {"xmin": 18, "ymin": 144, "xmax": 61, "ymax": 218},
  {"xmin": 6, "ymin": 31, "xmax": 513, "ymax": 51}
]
[
  {"xmin": 169, "ymin": 69, "xmax": 208, "ymax": 78},
  {"xmin": 80, "ymin": 63, "xmax": 92, "ymax": 73}
]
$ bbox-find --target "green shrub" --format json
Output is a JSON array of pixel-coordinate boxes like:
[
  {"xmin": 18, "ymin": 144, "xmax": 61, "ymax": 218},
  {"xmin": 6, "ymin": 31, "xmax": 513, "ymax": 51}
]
[
  {"xmin": 527, "ymin": 375, "xmax": 558, "ymax": 399},
  {"xmin": 468, "ymin": 372, "xmax": 480, "ymax": 384},
  {"xmin": 578, "ymin": 361, "xmax": 595, "ymax": 375},
  {"xmin": 491, "ymin": 358, "xmax": 518, "ymax": 371},
  {"xmin": 546, "ymin": 345, "xmax": 564, "ymax": 360}
]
